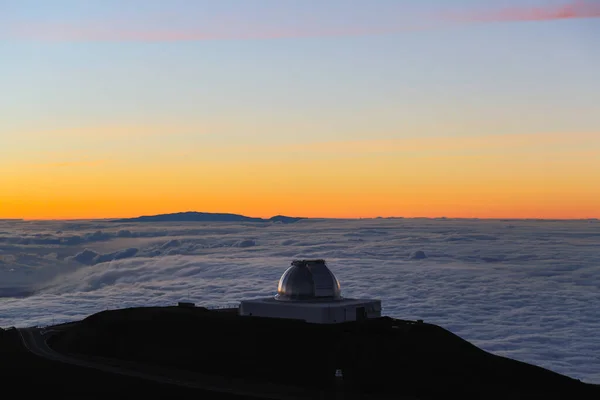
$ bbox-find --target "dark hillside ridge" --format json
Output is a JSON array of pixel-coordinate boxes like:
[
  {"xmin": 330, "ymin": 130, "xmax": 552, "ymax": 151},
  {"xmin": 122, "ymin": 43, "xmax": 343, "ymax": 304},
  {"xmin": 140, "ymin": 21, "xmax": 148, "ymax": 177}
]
[
  {"xmin": 0, "ymin": 324, "xmax": 255, "ymax": 399},
  {"xmin": 111, "ymin": 212, "xmax": 305, "ymax": 224},
  {"xmin": 48, "ymin": 306, "xmax": 599, "ymax": 399}
]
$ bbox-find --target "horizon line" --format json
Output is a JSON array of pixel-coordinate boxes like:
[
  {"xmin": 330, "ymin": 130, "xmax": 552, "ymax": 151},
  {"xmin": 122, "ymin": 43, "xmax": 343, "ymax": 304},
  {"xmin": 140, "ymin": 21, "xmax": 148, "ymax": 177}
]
[{"xmin": 6, "ymin": 214, "xmax": 599, "ymax": 222}]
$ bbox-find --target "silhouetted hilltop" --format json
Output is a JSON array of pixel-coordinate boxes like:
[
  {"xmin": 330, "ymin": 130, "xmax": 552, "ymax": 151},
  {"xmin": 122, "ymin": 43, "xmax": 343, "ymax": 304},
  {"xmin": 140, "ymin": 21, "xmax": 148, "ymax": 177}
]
[
  {"xmin": 47, "ymin": 306, "xmax": 599, "ymax": 399},
  {"xmin": 111, "ymin": 212, "xmax": 306, "ymax": 224},
  {"xmin": 268, "ymin": 215, "xmax": 305, "ymax": 224}
]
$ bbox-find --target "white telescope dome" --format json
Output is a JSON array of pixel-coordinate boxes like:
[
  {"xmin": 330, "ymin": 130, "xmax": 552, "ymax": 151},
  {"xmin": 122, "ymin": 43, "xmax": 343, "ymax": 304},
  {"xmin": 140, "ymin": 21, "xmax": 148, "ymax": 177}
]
[{"xmin": 275, "ymin": 259, "xmax": 342, "ymax": 301}]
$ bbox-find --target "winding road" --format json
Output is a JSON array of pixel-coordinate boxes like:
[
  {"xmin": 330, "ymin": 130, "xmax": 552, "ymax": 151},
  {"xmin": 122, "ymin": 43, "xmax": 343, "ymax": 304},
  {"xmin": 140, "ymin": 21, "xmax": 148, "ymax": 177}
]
[{"xmin": 17, "ymin": 327, "xmax": 323, "ymax": 400}]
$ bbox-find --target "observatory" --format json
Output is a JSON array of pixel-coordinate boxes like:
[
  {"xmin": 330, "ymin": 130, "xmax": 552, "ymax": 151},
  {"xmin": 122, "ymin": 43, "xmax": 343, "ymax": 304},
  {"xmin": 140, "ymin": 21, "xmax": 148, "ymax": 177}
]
[{"xmin": 239, "ymin": 259, "xmax": 381, "ymax": 324}]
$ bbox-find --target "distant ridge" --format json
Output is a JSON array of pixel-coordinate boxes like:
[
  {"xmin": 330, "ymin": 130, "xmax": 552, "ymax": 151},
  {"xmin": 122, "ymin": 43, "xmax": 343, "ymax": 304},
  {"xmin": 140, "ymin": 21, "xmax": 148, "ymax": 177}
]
[{"xmin": 111, "ymin": 211, "xmax": 306, "ymax": 224}]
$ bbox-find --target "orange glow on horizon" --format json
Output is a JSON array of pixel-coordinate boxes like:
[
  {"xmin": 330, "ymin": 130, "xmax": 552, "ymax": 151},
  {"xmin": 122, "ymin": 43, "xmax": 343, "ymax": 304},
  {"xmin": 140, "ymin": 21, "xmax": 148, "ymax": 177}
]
[
  {"xmin": 2, "ymin": 131, "xmax": 598, "ymax": 221},
  {"xmin": 2, "ymin": 176, "xmax": 598, "ymax": 221}
]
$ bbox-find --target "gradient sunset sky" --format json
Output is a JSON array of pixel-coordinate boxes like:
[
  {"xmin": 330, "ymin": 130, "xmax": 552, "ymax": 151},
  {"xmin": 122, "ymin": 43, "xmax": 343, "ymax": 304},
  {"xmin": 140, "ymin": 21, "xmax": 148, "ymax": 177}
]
[{"xmin": 1, "ymin": 0, "xmax": 599, "ymax": 220}]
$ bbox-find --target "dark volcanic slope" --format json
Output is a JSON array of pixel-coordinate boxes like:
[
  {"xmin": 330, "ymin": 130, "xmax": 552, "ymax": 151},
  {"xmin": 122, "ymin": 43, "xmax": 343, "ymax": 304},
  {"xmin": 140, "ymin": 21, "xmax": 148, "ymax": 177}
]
[
  {"xmin": 49, "ymin": 307, "xmax": 599, "ymax": 399},
  {"xmin": 111, "ymin": 211, "xmax": 305, "ymax": 224},
  {"xmin": 0, "ymin": 326, "xmax": 257, "ymax": 399}
]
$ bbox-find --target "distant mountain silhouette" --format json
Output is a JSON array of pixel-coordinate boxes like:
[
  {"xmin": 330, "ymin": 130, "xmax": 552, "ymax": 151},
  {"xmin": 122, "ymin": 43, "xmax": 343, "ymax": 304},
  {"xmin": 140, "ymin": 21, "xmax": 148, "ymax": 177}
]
[
  {"xmin": 268, "ymin": 215, "xmax": 306, "ymax": 224},
  {"xmin": 111, "ymin": 212, "xmax": 305, "ymax": 224}
]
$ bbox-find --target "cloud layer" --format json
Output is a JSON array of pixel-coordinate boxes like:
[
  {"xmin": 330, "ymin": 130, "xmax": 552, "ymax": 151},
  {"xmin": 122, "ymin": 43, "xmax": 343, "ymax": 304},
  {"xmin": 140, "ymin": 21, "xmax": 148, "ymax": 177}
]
[
  {"xmin": 4, "ymin": 1, "xmax": 599, "ymax": 42},
  {"xmin": 1, "ymin": 217, "xmax": 599, "ymax": 383}
]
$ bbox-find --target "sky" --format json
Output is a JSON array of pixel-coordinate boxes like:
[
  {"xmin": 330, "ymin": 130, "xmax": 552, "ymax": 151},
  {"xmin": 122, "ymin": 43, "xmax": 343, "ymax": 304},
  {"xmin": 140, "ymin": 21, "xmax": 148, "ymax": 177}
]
[{"xmin": 1, "ymin": 0, "xmax": 599, "ymax": 219}]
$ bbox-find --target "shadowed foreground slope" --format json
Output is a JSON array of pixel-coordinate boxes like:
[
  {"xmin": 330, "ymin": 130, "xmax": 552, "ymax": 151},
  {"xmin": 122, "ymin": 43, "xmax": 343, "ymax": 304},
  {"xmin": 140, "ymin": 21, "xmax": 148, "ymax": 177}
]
[
  {"xmin": 0, "ymin": 325, "xmax": 259, "ymax": 399},
  {"xmin": 48, "ymin": 306, "xmax": 599, "ymax": 399}
]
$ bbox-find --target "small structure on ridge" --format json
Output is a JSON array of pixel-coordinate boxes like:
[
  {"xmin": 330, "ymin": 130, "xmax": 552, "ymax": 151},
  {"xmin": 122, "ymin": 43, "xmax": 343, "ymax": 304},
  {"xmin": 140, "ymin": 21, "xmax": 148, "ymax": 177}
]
[{"xmin": 239, "ymin": 259, "xmax": 381, "ymax": 324}]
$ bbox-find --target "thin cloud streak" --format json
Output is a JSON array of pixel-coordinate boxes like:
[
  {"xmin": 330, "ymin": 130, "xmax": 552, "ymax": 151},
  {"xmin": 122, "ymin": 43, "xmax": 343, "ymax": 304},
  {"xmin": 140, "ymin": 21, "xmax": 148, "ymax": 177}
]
[
  {"xmin": 4, "ymin": 1, "xmax": 600, "ymax": 42},
  {"xmin": 218, "ymin": 131, "xmax": 600, "ymax": 155},
  {"xmin": 445, "ymin": 0, "xmax": 600, "ymax": 24},
  {"xmin": 15, "ymin": 124, "xmax": 212, "ymax": 139},
  {"xmin": 44, "ymin": 160, "xmax": 107, "ymax": 168},
  {"xmin": 5, "ymin": 22, "xmax": 430, "ymax": 43}
]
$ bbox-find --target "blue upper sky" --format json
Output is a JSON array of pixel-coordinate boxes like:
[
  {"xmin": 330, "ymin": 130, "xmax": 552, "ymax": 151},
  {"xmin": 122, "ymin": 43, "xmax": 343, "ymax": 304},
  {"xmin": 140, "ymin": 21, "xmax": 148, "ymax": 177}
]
[{"xmin": 1, "ymin": 0, "xmax": 597, "ymax": 141}]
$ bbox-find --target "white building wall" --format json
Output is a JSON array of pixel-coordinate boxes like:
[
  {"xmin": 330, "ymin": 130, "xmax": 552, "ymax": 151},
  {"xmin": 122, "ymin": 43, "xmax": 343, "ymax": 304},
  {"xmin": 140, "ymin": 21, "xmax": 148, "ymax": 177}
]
[
  {"xmin": 240, "ymin": 301, "xmax": 326, "ymax": 323},
  {"xmin": 240, "ymin": 299, "xmax": 382, "ymax": 324},
  {"xmin": 327, "ymin": 306, "xmax": 346, "ymax": 323},
  {"xmin": 339, "ymin": 300, "xmax": 382, "ymax": 322}
]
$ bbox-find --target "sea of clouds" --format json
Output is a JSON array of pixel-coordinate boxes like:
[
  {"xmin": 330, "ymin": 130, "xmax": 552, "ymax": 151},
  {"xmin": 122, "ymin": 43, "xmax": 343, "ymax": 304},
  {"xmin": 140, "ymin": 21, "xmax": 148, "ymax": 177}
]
[{"xmin": 0, "ymin": 218, "xmax": 599, "ymax": 383}]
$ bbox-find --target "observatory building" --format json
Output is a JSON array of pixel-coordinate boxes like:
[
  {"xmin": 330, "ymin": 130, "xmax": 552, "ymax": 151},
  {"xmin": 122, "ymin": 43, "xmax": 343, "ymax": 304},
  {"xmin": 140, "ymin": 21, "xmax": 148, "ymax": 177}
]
[{"xmin": 239, "ymin": 259, "xmax": 381, "ymax": 324}]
